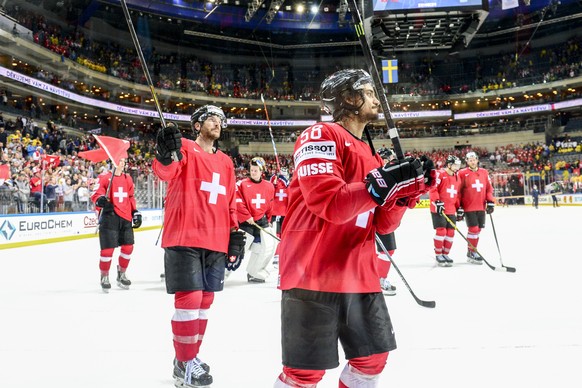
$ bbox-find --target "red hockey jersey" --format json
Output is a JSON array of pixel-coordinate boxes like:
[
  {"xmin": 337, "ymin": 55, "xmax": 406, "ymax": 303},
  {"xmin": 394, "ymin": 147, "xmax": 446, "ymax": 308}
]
[
  {"xmin": 91, "ymin": 172, "xmax": 137, "ymax": 221},
  {"xmin": 429, "ymin": 169, "xmax": 461, "ymax": 215},
  {"xmin": 236, "ymin": 177, "xmax": 275, "ymax": 223},
  {"xmin": 271, "ymin": 175, "xmax": 289, "ymax": 217},
  {"xmin": 152, "ymin": 139, "xmax": 237, "ymax": 253},
  {"xmin": 278, "ymin": 122, "xmax": 407, "ymax": 293},
  {"xmin": 459, "ymin": 167, "xmax": 495, "ymax": 212}
]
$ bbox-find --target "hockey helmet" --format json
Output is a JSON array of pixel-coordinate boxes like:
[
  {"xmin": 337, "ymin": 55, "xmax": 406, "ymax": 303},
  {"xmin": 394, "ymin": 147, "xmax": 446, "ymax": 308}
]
[
  {"xmin": 320, "ymin": 69, "xmax": 373, "ymax": 121},
  {"xmin": 446, "ymin": 155, "xmax": 461, "ymax": 166},
  {"xmin": 465, "ymin": 151, "xmax": 478, "ymax": 160},
  {"xmin": 250, "ymin": 157, "xmax": 266, "ymax": 171},
  {"xmin": 191, "ymin": 105, "xmax": 227, "ymax": 129}
]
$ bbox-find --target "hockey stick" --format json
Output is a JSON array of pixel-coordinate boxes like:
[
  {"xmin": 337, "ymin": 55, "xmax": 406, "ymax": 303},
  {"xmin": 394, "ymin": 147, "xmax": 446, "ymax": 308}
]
[
  {"xmin": 489, "ymin": 213, "xmax": 516, "ymax": 272},
  {"xmin": 260, "ymin": 94, "xmax": 281, "ymax": 173},
  {"xmin": 119, "ymin": 0, "xmax": 178, "ymax": 162},
  {"xmin": 347, "ymin": 0, "xmax": 404, "ymax": 159},
  {"xmin": 441, "ymin": 213, "xmax": 516, "ymax": 273},
  {"xmin": 254, "ymin": 223, "xmax": 281, "ymax": 242},
  {"xmin": 375, "ymin": 234, "xmax": 436, "ymax": 308}
]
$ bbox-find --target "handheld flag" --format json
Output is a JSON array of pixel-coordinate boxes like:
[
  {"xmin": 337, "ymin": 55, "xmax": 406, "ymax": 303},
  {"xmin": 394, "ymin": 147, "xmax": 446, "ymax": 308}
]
[
  {"xmin": 0, "ymin": 164, "xmax": 9, "ymax": 184},
  {"xmin": 42, "ymin": 154, "xmax": 60, "ymax": 169},
  {"xmin": 78, "ymin": 135, "xmax": 130, "ymax": 167}
]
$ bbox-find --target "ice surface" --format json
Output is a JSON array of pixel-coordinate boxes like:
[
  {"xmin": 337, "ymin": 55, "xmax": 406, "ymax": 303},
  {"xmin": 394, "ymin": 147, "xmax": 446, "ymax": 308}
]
[{"xmin": 0, "ymin": 206, "xmax": 580, "ymax": 387}]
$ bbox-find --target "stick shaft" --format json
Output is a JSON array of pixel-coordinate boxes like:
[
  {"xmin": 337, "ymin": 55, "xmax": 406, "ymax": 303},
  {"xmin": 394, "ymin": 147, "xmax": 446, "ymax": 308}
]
[{"xmin": 347, "ymin": 0, "xmax": 404, "ymax": 159}]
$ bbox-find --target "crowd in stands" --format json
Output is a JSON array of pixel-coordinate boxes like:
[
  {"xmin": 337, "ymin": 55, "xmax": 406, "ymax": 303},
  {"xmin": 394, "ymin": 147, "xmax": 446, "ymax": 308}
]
[
  {"xmin": 7, "ymin": 5, "xmax": 582, "ymax": 104},
  {"xmin": 1, "ymin": 111, "xmax": 581, "ymax": 215}
]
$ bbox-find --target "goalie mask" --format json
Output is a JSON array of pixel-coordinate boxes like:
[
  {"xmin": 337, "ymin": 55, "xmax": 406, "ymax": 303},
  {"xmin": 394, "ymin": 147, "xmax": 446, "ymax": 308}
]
[
  {"xmin": 191, "ymin": 105, "xmax": 227, "ymax": 129},
  {"xmin": 320, "ymin": 69, "xmax": 373, "ymax": 121}
]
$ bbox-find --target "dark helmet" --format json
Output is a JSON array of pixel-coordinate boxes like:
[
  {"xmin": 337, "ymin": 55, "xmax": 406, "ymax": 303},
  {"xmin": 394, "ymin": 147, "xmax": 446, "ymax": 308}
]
[
  {"xmin": 190, "ymin": 105, "xmax": 227, "ymax": 129},
  {"xmin": 320, "ymin": 69, "xmax": 373, "ymax": 121},
  {"xmin": 377, "ymin": 147, "xmax": 395, "ymax": 161},
  {"xmin": 446, "ymin": 155, "xmax": 461, "ymax": 167}
]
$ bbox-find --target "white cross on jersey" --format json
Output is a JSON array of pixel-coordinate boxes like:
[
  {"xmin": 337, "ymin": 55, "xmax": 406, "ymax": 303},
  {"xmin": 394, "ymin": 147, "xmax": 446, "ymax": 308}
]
[
  {"xmin": 355, "ymin": 208, "xmax": 375, "ymax": 228},
  {"xmin": 251, "ymin": 193, "xmax": 266, "ymax": 209},
  {"xmin": 200, "ymin": 172, "xmax": 226, "ymax": 205},
  {"xmin": 113, "ymin": 186, "xmax": 128, "ymax": 203},
  {"xmin": 275, "ymin": 189, "xmax": 288, "ymax": 202},
  {"xmin": 446, "ymin": 184, "xmax": 457, "ymax": 198},
  {"xmin": 472, "ymin": 179, "xmax": 484, "ymax": 192}
]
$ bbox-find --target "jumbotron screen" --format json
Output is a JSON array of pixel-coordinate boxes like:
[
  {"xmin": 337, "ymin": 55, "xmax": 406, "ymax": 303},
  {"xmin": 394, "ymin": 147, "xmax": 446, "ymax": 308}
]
[{"xmin": 373, "ymin": 0, "xmax": 488, "ymax": 12}]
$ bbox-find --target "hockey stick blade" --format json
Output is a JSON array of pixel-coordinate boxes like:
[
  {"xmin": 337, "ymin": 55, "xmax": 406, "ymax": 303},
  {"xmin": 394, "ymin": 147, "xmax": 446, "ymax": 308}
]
[
  {"xmin": 441, "ymin": 213, "xmax": 514, "ymax": 273},
  {"xmin": 376, "ymin": 235, "xmax": 436, "ymax": 308}
]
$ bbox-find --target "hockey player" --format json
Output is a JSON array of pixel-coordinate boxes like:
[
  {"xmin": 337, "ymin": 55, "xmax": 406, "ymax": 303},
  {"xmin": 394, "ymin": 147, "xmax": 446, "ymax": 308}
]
[
  {"xmin": 458, "ymin": 151, "xmax": 495, "ymax": 264},
  {"xmin": 275, "ymin": 69, "xmax": 435, "ymax": 387},
  {"xmin": 91, "ymin": 158, "xmax": 141, "ymax": 291},
  {"xmin": 376, "ymin": 147, "xmax": 397, "ymax": 295},
  {"xmin": 236, "ymin": 156, "xmax": 277, "ymax": 283},
  {"xmin": 429, "ymin": 155, "xmax": 462, "ymax": 267},
  {"xmin": 152, "ymin": 105, "xmax": 246, "ymax": 387},
  {"xmin": 270, "ymin": 167, "xmax": 290, "ymax": 237}
]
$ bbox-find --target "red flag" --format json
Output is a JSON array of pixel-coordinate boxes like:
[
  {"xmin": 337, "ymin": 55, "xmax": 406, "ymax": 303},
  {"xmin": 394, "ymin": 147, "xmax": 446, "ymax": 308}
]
[
  {"xmin": 78, "ymin": 149, "xmax": 109, "ymax": 163},
  {"xmin": 42, "ymin": 154, "xmax": 60, "ymax": 169},
  {"xmin": 93, "ymin": 135, "xmax": 130, "ymax": 167},
  {"xmin": 0, "ymin": 164, "xmax": 9, "ymax": 183}
]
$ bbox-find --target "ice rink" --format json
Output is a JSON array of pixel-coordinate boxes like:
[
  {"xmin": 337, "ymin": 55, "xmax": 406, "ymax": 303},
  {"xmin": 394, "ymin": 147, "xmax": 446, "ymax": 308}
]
[{"xmin": 0, "ymin": 205, "xmax": 580, "ymax": 388}]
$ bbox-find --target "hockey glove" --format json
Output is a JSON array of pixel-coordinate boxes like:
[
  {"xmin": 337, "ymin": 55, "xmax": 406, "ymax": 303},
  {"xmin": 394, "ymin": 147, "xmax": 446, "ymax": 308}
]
[
  {"xmin": 435, "ymin": 200, "xmax": 445, "ymax": 216},
  {"xmin": 365, "ymin": 157, "xmax": 425, "ymax": 206},
  {"xmin": 420, "ymin": 155, "xmax": 437, "ymax": 189},
  {"xmin": 132, "ymin": 210, "xmax": 142, "ymax": 229},
  {"xmin": 486, "ymin": 201, "xmax": 495, "ymax": 214},
  {"xmin": 96, "ymin": 195, "xmax": 113, "ymax": 211},
  {"xmin": 226, "ymin": 230, "xmax": 246, "ymax": 271},
  {"xmin": 255, "ymin": 215, "xmax": 269, "ymax": 228},
  {"xmin": 456, "ymin": 207, "xmax": 465, "ymax": 221},
  {"xmin": 155, "ymin": 122, "xmax": 183, "ymax": 166}
]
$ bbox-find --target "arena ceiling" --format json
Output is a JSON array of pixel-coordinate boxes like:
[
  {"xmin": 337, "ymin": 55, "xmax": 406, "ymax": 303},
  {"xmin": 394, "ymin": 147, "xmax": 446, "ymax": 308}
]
[{"xmin": 14, "ymin": 0, "xmax": 582, "ymax": 55}]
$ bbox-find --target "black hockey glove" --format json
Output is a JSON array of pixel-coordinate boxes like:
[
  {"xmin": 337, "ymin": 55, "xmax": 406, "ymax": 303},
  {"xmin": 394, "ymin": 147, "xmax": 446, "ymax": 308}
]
[
  {"xmin": 420, "ymin": 155, "xmax": 437, "ymax": 188},
  {"xmin": 486, "ymin": 201, "xmax": 495, "ymax": 214},
  {"xmin": 255, "ymin": 215, "xmax": 269, "ymax": 228},
  {"xmin": 96, "ymin": 195, "xmax": 113, "ymax": 211},
  {"xmin": 155, "ymin": 122, "xmax": 183, "ymax": 166},
  {"xmin": 435, "ymin": 200, "xmax": 445, "ymax": 216},
  {"xmin": 365, "ymin": 157, "xmax": 426, "ymax": 206},
  {"xmin": 132, "ymin": 210, "xmax": 142, "ymax": 229},
  {"xmin": 456, "ymin": 207, "xmax": 465, "ymax": 221},
  {"xmin": 226, "ymin": 230, "xmax": 246, "ymax": 271}
]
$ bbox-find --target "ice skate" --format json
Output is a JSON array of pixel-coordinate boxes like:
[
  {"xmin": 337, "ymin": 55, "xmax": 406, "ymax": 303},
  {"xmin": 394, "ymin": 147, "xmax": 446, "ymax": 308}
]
[
  {"xmin": 435, "ymin": 254, "xmax": 448, "ymax": 267},
  {"xmin": 442, "ymin": 254, "xmax": 454, "ymax": 267},
  {"xmin": 100, "ymin": 274, "xmax": 111, "ymax": 293},
  {"xmin": 380, "ymin": 278, "xmax": 396, "ymax": 296},
  {"xmin": 467, "ymin": 250, "xmax": 483, "ymax": 265},
  {"xmin": 173, "ymin": 358, "xmax": 213, "ymax": 387},
  {"xmin": 247, "ymin": 273, "xmax": 266, "ymax": 283},
  {"xmin": 116, "ymin": 265, "xmax": 131, "ymax": 289}
]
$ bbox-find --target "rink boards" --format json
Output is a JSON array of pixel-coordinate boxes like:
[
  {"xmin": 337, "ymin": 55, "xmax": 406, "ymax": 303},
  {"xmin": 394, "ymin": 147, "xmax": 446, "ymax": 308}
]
[{"xmin": 0, "ymin": 209, "xmax": 163, "ymax": 249}]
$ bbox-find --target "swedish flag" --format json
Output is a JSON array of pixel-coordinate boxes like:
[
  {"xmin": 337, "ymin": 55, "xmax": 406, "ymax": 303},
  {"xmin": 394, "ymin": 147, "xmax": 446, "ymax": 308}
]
[{"xmin": 382, "ymin": 59, "xmax": 398, "ymax": 84}]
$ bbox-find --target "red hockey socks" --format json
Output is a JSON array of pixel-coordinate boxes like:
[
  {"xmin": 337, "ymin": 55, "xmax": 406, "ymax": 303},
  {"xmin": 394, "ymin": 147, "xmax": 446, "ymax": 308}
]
[
  {"xmin": 443, "ymin": 228, "xmax": 455, "ymax": 254},
  {"xmin": 172, "ymin": 291, "xmax": 203, "ymax": 362},
  {"xmin": 433, "ymin": 227, "xmax": 446, "ymax": 255},
  {"xmin": 118, "ymin": 244, "xmax": 133, "ymax": 271},
  {"xmin": 467, "ymin": 225, "xmax": 480, "ymax": 251},
  {"xmin": 99, "ymin": 248, "xmax": 114, "ymax": 274}
]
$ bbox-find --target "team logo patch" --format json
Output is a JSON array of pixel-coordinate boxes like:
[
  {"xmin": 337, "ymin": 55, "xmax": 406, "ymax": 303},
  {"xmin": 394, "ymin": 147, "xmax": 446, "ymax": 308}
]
[{"xmin": 294, "ymin": 141, "xmax": 337, "ymax": 165}]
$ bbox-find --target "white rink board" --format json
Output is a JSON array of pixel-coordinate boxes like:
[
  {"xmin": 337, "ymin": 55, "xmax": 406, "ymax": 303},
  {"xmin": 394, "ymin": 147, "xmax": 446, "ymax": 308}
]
[{"xmin": 0, "ymin": 209, "xmax": 163, "ymax": 248}]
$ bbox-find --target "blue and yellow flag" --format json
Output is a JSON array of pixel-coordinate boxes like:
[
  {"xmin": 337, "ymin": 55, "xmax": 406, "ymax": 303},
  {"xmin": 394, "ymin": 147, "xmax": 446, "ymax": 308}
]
[{"xmin": 382, "ymin": 59, "xmax": 398, "ymax": 84}]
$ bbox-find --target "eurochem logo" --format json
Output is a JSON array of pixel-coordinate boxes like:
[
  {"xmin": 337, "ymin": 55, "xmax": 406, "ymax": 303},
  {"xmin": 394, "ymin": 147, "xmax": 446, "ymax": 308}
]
[{"xmin": 0, "ymin": 220, "xmax": 16, "ymax": 241}]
